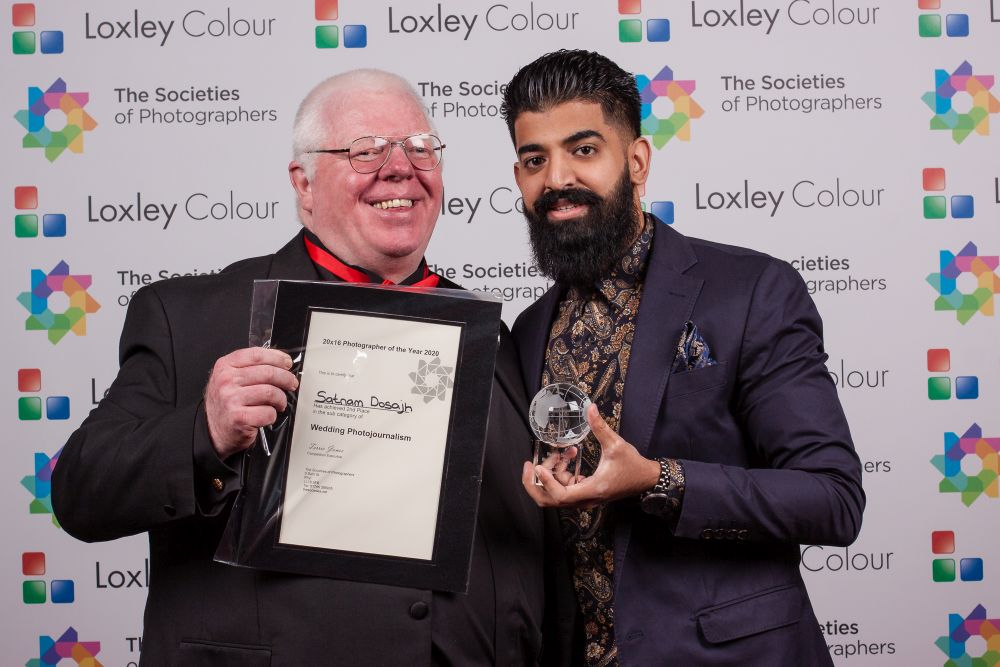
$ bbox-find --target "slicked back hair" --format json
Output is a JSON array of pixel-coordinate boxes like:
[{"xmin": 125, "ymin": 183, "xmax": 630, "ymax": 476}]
[{"xmin": 500, "ymin": 49, "xmax": 641, "ymax": 144}]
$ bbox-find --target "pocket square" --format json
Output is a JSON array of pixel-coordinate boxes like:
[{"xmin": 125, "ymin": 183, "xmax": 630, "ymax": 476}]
[{"xmin": 672, "ymin": 321, "xmax": 717, "ymax": 373}]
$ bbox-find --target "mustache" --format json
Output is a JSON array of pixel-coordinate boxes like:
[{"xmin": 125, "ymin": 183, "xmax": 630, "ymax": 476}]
[{"xmin": 532, "ymin": 187, "xmax": 603, "ymax": 215}]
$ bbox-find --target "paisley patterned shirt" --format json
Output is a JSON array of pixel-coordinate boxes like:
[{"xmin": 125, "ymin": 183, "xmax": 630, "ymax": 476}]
[{"xmin": 541, "ymin": 215, "xmax": 654, "ymax": 667}]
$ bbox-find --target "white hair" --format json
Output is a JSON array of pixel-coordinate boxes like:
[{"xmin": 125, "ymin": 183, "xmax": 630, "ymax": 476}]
[{"xmin": 291, "ymin": 69, "xmax": 431, "ymax": 180}]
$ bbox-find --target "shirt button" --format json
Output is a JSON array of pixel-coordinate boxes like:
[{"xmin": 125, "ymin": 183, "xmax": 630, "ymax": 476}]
[
  {"xmin": 409, "ymin": 601, "xmax": 429, "ymax": 620},
  {"xmin": 211, "ymin": 478, "xmax": 224, "ymax": 492}
]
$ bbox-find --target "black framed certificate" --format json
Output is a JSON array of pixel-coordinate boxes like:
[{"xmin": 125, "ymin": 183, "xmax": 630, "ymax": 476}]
[{"xmin": 215, "ymin": 280, "xmax": 502, "ymax": 593}]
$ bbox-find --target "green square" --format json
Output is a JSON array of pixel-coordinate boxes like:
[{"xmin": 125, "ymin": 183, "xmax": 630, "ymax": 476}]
[
  {"xmin": 315, "ymin": 25, "xmax": 339, "ymax": 48},
  {"xmin": 924, "ymin": 196, "xmax": 947, "ymax": 219},
  {"xmin": 932, "ymin": 558, "xmax": 956, "ymax": 582},
  {"xmin": 19, "ymin": 396, "xmax": 43, "ymax": 420},
  {"xmin": 928, "ymin": 377, "xmax": 951, "ymax": 400},
  {"xmin": 23, "ymin": 580, "xmax": 46, "ymax": 604},
  {"xmin": 619, "ymin": 19, "xmax": 642, "ymax": 42},
  {"xmin": 13, "ymin": 31, "xmax": 36, "ymax": 55},
  {"xmin": 15, "ymin": 214, "xmax": 39, "ymax": 237},
  {"xmin": 919, "ymin": 14, "xmax": 942, "ymax": 37}
]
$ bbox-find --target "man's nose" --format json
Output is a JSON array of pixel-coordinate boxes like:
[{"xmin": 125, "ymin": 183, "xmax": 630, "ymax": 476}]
[
  {"xmin": 378, "ymin": 143, "xmax": 415, "ymax": 179},
  {"xmin": 543, "ymin": 154, "xmax": 575, "ymax": 191}
]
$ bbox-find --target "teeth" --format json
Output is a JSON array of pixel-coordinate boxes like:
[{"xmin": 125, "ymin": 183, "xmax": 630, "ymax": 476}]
[{"xmin": 372, "ymin": 199, "xmax": 414, "ymax": 209}]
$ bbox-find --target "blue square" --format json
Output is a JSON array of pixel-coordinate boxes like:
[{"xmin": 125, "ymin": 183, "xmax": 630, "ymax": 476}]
[
  {"xmin": 646, "ymin": 19, "xmax": 670, "ymax": 42},
  {"xmin": 950, "ymin": 195, "xmax": 974, "ymax": 219},
  {"xmin": 39, "ymin": 30, "xmax": 64, "ymax": 54},
  {"xmin": 46, "ymin": 396, "xmax": 70, "ymax": 420},
  {"xmin": 343, "ymin": 24, "xmax": 367, "ymax": 48},
  {"xmin": 945, "ymin": 14, "xmax": 969, "ymax": 37},
  {"xmin": 42, "ymin": 214, "xmax": 66, "ymax": 237},
  {"xmin": 50, "ymin": 579, "xmax": 75, "ymax": 603},
  {"xmin": 955, "ymin": 376, "xmax": 978, "ymax": 400},
  {"xmin": 960, "ymin": 558, "xmax": 983, "ymax": 581},
  {"xmin": 651, "ymin": 201, "xmax": 674, "ymax": 224}
]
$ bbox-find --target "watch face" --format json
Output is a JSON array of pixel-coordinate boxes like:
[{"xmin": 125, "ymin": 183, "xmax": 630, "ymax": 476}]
[{"xmin": 640, "ymin": 493, "xmax": 669, "ymax": 515}]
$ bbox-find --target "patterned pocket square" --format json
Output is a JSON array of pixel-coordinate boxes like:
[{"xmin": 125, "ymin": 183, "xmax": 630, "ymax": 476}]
[{"xmin": 672, "ymin": 321, "xmax": 717, "ymax": 373}]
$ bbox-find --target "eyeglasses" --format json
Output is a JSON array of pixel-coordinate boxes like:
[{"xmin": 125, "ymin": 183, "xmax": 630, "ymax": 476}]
[{"xmin": 307, "ymin": 134, "xmax": 446, "ymax": 174}]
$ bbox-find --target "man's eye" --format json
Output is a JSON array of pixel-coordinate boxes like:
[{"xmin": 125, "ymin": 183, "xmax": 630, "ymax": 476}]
[
  {"xmin": 575, "ymin": 145, "xmax": 596, "ymax": 156},
  {"xmin": 523, "ymin": 156, "xmax": 544, "ymax": 168}
]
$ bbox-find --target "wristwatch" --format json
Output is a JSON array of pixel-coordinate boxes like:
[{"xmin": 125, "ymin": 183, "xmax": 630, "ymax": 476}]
[{"xmin": 640, "ymin": 457, "xmax": 685, "ymax": 516}]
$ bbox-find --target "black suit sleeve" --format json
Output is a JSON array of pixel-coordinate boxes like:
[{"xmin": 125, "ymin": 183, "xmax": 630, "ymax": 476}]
[
  {"xmin": 673, "ymin": 260, "xmax": 865, "ymax": 546},
  {"xmin": 52, "ymin": 285, "xmax": 240, "ymax": 542}
]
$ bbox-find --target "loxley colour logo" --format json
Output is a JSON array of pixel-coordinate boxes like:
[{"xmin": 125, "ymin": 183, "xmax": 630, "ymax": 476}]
[
  {"xmin": 20, "ymin": 449, "xmax": 61, "ymax": 528},
  {"xmin": 14, "ymin": 186, "xmax": 66, "ymax": 238},
  {"xmin": 14, "ymin": 79, "xmax": 97, "ymax": 162},
  {"xmin": 926, "ymin": 242, "xmax": 999, "ymax": 324},
  {"xmin": 917, "ymin": 0, "xmax": 969, "ymax": 38},
  {"xmin": 22, "ymin": 552, "xmax": 74, "ymax": 604},
  {"xmin": 931, "ymin": 424, "xmax": 999, "ymax": 507},
  {"xmin": 16, "ymin": 261, "xmax": 101, "ymax": 344},
  {"xmin": 922, "ymin": 168, "xmax": 974, "ymax": 220},
  {"xmin": 921, "ymin": 61, "xmax": 1000, "ymax": 144},
  {"xmin": 931, "ymin": 531, "xmax": 984, "ymax": 583},
  {"xmin": 12, "ymin": 3, "xmax": 63, "ymax": 54},
  {"xmin": 636, "ymin": 65, "xmax": 703, "ymax": 149},
  {"xmin": 926, "ymin": 349, "xmax": 979, "ymax": 400},
  {"xmin": 617, "ymin": 0, "xmax": 670, "ymax": 43},
  {"xmin": 934, "ymin": 605, "xmax": 1000, "ymax": 666},
  {"xmin": 26, "ymin": 627, "xmax": 102, "ymax": 667},
  {"xmin": 18, "ymin": 368, "xmax": 70, "ymax": 420},
  {"xmin": 314, "ymin": 0, "xmax": 367, "ymax": 49}
]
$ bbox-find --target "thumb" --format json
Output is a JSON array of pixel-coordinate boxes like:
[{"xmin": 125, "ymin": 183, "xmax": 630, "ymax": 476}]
[{"xmin": 586, "ymin": 403, "xmax": 617, "ymax": 449}]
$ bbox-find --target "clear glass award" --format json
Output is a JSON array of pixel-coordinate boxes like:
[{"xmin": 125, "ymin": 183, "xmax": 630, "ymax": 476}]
[{"xmin": 527, "ymin": 383, "xmax": 591, "ymax": 485}]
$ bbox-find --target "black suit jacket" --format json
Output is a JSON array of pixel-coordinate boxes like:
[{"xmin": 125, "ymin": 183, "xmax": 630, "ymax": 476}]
[
  {"xmin": 53, "ymin": 232, "xmax": 546, "ymax": 667},
  {"xmin": 514, "ymin": 222, "xmax": 865, "ymax": 666}
]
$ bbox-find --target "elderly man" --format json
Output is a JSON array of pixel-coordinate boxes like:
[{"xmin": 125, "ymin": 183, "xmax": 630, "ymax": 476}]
[
  {"xmin": 501, "ymin": 50, "xmax": 865, "ymax": 666},
  {"xmin": 53, "ymin": 70, "xmax": 546, "ymax": 666}
]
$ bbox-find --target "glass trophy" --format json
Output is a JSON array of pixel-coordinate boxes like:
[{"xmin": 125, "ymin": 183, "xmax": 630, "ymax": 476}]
[{"xmin": 527, "ymin": 383, "xmax": 592, "ymax": 485}]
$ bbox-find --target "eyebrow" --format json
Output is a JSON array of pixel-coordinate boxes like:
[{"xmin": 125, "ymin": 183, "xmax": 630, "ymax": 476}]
[{"xmin": 516, "ymin": 129, "xmax": 607, "ymax": 156}]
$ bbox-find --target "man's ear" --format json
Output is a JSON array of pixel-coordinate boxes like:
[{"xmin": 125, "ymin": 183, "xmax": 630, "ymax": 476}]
[
  {"xmin": 628, "ymin": 137, "xmax": 652, "ymax": 187},
  {"xmin": 512, "ymin": 161, "xmax": 523, "ymax": 193},
  {"xmin": 288, "ymin": 160, "xmax": 313, "ymax": 213}
]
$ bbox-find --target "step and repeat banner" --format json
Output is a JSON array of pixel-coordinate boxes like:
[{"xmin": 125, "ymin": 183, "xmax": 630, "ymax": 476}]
[{"xmin": 2, "ymin": 0, "xmax": 998, "ymax": 664}]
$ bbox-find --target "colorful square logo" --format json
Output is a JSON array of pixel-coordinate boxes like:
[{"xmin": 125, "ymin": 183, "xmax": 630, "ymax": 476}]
[
  {"xmin": 931, "ymin": 531, "xmax": 984, "ymax": 582},
  {"xmin": 11, "ymin": 3, "xmax": 63, "ymax": 54},
  {"xmin": 617, "ymin": 1, "xmax": 670, "ymax": 43},
  {"xmin": 14, "ymin": 186, "xmax": 66, "ymax": 238},
  {"xmin": 17, "ymin": 368, "xmax": 70, "ymax": 420},
  {"xmin": 21, "ymin": 551, "xmax": 74, "ymax": 604},
  {"xmin": 926, "ymin": 348, "xmax": 979, "ymax": 400},
  {"xmin": 314, "ymin": 0, "xmax": 366, "ymax": 49},
  {"xmin": 922, "ymin": 168, "xmax": 974, "ymax": 220}
]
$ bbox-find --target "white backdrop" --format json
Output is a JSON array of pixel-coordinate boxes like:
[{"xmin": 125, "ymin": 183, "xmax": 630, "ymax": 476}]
[{"xmin": 3, "ymin": 1, "xmax": 998, "ymax": 664}]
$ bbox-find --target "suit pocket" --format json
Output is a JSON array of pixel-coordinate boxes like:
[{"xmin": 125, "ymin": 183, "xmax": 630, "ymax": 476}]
[
  {"xmin": 666, "ymin": 361, "xmax": 729, "ymax": 399},
  {"xmin": 696, "ymin": 583, "xmax": 803, "ymax": 644},
  {"xmin": 178, "ymin": 639, "xmax": 271, "ymax": 667}
]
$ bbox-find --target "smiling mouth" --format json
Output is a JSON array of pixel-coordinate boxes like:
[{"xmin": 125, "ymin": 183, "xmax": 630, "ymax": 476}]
[{"xmin": 371, "ymin": 198, "xmax": 414, "ymax": 210}]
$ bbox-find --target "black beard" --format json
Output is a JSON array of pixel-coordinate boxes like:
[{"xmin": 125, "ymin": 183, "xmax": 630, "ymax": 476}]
[{"xmin": 524, "ymin": 168, "xmax": 639, "ymax": 291}]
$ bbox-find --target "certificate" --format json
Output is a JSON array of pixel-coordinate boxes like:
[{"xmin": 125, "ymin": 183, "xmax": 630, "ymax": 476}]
[
  {"xmin": 279, "ymin": 309, "xmax": 462, "ymax": 560},
  {"xmin": 215, "ymin": 280, "xmax": 501, "ymax": 593}
]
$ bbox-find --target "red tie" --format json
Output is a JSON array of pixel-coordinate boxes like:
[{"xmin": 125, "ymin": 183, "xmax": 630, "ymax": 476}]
[{"xmin": 304, "ymin": 236, "xmax": 440, "ymax": 288}]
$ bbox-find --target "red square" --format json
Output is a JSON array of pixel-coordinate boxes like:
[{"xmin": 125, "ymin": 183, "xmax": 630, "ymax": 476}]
[
  {"xmin": 619, "ymin": 0, "xmax": 642, "ymax": 14},
  {"xmin": 927, "ymin": 349, "xmax": 950, "ymax": 372},
  {"xmin": 931, "ymin": 531, "xmax": 955, "ymax": 554},
  {"xmin": 922, "ymin": 168, "xmax": 946, "ymax": 192},
  {"xmin": 918, "ymin": 0, "xmax": 941, "ymax": 8},
  {"xmin": 22, "ymin": 551, "xmax": 45, "ymax": 576},
  {"xmin": 12, "ymin": 3, "xmax": 35, "ymax": 27},
  {"xmin": 14, "ymin": 186, "xmax": 38, "ymax": 210},
  {"xmin": 315, "ymin": 0, "xmax": 338, "ymax": 20},
  {"xmin": 18, "ymin": 368, "xmax": 41, "ymax": 392}
]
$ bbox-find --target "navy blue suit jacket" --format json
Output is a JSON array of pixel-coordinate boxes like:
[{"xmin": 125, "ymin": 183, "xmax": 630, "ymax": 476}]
[{"xmin": 515, "ymin": 221, "xmax": 864, "ymax": 666}]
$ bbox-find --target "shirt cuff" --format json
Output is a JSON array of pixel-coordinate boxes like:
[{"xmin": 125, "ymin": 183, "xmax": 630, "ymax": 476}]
[{"xmin": 661, "ymin": 458, "xmax": 686, "ymax": 530}]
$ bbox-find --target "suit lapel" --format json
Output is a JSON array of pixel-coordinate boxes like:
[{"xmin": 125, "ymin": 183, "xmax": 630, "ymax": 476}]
[
  {"xmin": 515, "ymin": 287, "xmax": 562, "ymax": 395},
  {"xmin": 619, "ymin": 223, "xmax": 703, "ymax": 458},
  {"xmin": 267, "ymin": 230, "xmax": 325, "ymax": 281}
]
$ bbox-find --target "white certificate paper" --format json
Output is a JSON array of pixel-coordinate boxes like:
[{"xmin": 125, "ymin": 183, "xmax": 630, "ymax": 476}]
[{"xmin": 278, "ymin": 309, "xmax": 462, "ymax": 560}]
